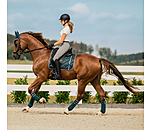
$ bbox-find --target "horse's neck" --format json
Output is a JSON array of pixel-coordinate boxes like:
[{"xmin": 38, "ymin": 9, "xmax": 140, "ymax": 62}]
[{"xmin": 25, "ymin": 35, "xmax": 48, "ymax": 62}]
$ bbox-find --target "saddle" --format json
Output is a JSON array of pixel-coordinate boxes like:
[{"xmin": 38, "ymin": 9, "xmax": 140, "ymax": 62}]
[
  {"xmin": 49, "ymin": 47, "xmax": 74, "ymax": 80},
  {"xmin": 50, "ymin": 47, "xmax": 73, "ymax": 67}
]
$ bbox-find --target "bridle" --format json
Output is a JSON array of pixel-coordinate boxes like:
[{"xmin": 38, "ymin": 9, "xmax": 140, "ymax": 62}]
[
  {"xmin": 13, "ymin": 31, "xmax": 48, "ymax": 56},
  {"xmin": 13, "ymin": 33, "xmax": 24, "ymax": 56}
]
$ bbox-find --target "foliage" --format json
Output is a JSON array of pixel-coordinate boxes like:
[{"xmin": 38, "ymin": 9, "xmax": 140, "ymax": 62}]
[
  {"xmin": 113, "ymin": 92, "xmax": 129, "ymax": 103},
  {"xmin": 116, "ymin": 79, "xmax": 123, "ymax": 85},
  {"xmin": 82, "ymin": 91, "xmax": 92, "ymax": 103},
  {"xmin": 99, "ymin": 47, "xmax": 113, "ymax": 60},
  {"xmin": 55, "ymin": 91, "xmax": 70, "ymax": 103},
  {"xmin": 131, "ymin": 92, "xmax": 144, "ymax": 103},
  {"xmin": 87, "ymin": 45, "xmax": 94, "ymax": 54},
  {"xmin": 100, "ymin": 79, "xmax": 108, "ymax": 85},
  {"xmin": 70, "ymin": 41, "xmax": 88, "ymax": 54},
  {"xmin": 37, "ymin": 91, "xmax": 50, "ymax": 102},
  {"xmin": 42, "ymin": 79, "xmax": 50, "ymax": 85},
  {"xmin": 113, "ymin": 78, "xmax": 143, "ymax": 86},
  {"xmin": 115, "ymin": 52, "xmax": 144, "ymax": 64},
  {"xmin": 131, "ymin": 77, "xmax": 143, "ymax": 85},
  {"xmin": 14, "ymin": 75, "xmax": 28, "ymax": 85},
  {"xmin": 11, "ymin": 91, "xmax": 27, "ymax": 103},
  {"xmin": 95, "ymin": 91, "xmax": 110, "ymax": 103},
  {"xmin": 113, "ymin": 81, "xmax": 117, "ymax": 85},
  {"xmin": 11, "ymin": 75, "xmax": 28, "ymax": 103},
  {"xmin": 55, "ymin": 80, "xmax": 71, "ymax": 103},
  {"xmin": 98, "ymin": 47, "xmax": 143, "ymax": 65},
  {"xmin": 113, "ymin": 79, "xmax": 123, "ymax": 85},
  {"xmin": 56, "ymin": 80, "xmax": 71, "ymax": 85},
  {"xmin": 7, "ymin": 33, "xmax": 144, "ymax": 65},
  {"xmin": 80, "ymin": 42, "xmax": 87, "ymax": 53}
]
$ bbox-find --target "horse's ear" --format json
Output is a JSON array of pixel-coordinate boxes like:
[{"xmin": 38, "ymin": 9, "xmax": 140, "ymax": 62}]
[
  {"xmin": 14, "ymin": 31, "xmax": 20, "ymax": 39},
  {"xmin": 15, "ymin": 31, "xmax": 20, "ymax": 36},
  {"xmin": 16, "ymin": 31, "xmax": 19, "ymax": 36}
]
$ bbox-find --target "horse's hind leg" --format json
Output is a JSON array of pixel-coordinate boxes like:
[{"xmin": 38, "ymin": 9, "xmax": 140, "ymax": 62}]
[{"xmin": 90, "ymin": 77, "xmax": 106, "ymax": 114}]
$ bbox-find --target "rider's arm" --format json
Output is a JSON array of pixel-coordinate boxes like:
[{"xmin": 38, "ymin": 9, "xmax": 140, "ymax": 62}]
[{"xmin": 54, "ymin": 33, "xmax": 67, "ymax": 46}]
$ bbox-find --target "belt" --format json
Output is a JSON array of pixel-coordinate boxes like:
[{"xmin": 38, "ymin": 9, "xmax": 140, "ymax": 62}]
[{"xmin": 63, "ymin": 41, "xmax": 69, "ymax": 43}]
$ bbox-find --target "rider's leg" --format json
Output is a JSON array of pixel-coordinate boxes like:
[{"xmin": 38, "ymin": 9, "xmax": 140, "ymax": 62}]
[
  {"xmin": 53, "ymin": 42, "xmax": 70, "ymax": 79},
  {"xmin": 53, "ymin": 42, "xmax": 70, "ymax": 61},
  {"xmin": 54, "ymin": 59, "xmax": 62, "ymax": 79}
]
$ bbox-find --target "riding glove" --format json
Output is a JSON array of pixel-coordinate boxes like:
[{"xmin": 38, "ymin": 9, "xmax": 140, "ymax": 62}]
[{"xmin": 49, "ymin": 43, "xmax": 54, "ymax": 48}]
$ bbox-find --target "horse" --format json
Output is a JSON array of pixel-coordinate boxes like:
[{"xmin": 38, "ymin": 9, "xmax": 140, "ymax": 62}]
[{"xmin": 13, "ymin": 31, "xmax": 139, "ymax": 115}]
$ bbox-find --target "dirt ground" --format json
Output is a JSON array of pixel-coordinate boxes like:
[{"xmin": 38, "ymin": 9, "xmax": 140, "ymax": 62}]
[{"xmin": 7, "ymin": 107, "xmax": 144, "ymax": 130}]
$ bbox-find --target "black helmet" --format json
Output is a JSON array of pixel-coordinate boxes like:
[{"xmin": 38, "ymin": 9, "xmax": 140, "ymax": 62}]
[{"xmin": 59, "ymin": 14, "xmax": 70, "ymax": 21}]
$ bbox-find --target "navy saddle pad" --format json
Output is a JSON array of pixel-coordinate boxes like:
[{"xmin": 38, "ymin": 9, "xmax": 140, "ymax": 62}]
[{"xmin": 49, "ymin": 49, "xmax": 76, "ymax": 70}]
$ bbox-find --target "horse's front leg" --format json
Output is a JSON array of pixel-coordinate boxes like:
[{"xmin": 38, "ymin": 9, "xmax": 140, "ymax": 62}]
[{"xmin": 22, "ymin": 77, "xmax": 46, "ymax": 112}]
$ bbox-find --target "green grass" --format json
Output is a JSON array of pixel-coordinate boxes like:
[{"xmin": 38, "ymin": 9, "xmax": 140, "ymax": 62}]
[
  {"xmin": 7, "ymin": 71, "xmax": 33, "ymax": 73},
  {"xmin": 121, "ymin": 72, "xmax": 144, "ymax": 75},
  {"xmin": 7, "ymin": 60, "xmax": 33, "ymax": 65}
]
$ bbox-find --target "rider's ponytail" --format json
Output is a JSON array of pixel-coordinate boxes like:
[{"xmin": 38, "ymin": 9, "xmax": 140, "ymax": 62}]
[{"xmin": 68, "ymin": 22, "xmax": 74, "ymax": 33}]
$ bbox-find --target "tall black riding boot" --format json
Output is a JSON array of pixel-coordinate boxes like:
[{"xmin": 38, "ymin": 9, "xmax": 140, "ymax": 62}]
[{"xmin": 54, "ymin": 59, "xmax": 62, "ymax": 80}]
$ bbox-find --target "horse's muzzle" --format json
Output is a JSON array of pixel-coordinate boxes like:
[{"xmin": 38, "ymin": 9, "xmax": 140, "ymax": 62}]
[{"xmin": 13, "ymin": 53, "xmax": 21, "ymax": 60}]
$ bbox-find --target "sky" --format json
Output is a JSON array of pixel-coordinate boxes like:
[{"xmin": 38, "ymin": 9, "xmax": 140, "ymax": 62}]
[{"xmin": 7, "ymin": 0, "xmax": 144, "ymax": 55}]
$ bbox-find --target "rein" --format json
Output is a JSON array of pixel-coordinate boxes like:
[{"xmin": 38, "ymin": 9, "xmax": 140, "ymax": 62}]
[{"xmin": 23, "ymin": 47, "xmax": 47, "ymax": 53}]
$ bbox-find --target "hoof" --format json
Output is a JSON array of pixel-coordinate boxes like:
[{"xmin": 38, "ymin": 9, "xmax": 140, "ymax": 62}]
[
  {"xmin": 96, "ymin": 112, "xmax": 106, "ymax": 116},
  {"xmin": 40, "ymin": 97, "xmax": 46, "ymax": 103},
  {"xmin": 22, "ymin": 106, "xmax": 29, "ymax": 112},
  {"xmin": 63, "ymin": 109, "xmax": 69, "ymax": 115},
  {"xmin": 22, "ymin": 108, "xmax": 29, "ymax": 112}
]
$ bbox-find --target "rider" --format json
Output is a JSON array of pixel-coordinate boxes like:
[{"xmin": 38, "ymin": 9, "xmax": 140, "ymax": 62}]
[{"xmin": 49, "ymin": 14, "xmax": 74, "ymax": 79}]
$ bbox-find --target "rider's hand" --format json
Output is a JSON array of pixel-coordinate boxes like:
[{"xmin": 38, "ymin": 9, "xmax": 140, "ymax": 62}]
[{"xmin": 49, "ymin": 43, "xmax": 54, "ymax": 48}]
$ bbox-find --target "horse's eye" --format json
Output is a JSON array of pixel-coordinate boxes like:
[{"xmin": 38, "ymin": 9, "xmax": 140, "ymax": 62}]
[{"xmin": 14, "ymin": 39, "xmax": 19, "ymax": 44}]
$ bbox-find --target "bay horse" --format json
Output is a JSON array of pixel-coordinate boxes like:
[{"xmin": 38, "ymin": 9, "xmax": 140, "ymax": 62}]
[{"xmin": 13, "ymin": 31, "xmax": 139, "ymax": 115}]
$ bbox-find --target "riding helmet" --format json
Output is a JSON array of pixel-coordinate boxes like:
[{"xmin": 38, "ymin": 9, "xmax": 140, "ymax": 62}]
[{"xmin": 59, "ymin": 14, "xmax": 70, "ymax": 21}]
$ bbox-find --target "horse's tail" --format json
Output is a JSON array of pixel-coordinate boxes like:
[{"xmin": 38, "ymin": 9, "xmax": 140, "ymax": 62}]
[{"xmin": 99, "ymin": 58, "xmax": 139, "ymax": 96}]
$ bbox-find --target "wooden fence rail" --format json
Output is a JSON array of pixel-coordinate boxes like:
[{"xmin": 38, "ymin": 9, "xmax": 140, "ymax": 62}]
[
  {"xmin": 7, "ymin": 85, "xmax": 144, "ymax": 96},
  {"xmin": 7, "ymin": 64, "xmax": 144, "ymax": 104},
  {"xmin": 7, "ymin": 65, "xmax": 144, "ymax": 80}
]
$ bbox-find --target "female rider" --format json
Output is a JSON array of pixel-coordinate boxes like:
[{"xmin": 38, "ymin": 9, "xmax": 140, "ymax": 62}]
[{"xmin": 49, "ymin": 14, "xmax": 74, "ymax": 79}]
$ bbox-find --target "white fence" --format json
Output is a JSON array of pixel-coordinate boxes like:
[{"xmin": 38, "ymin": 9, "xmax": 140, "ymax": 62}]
[
  {"xmin": 7, "ymin": 64, "xmax": 144, "ymax": 97},
  {"xmin": 7, "ymin": 64, "xmax": 144, "ymax": 72},
  {"xmin": 7, "ymin": 65, "xmax": 144, "ymax": 80},
  {"xmin": 7, "ymin": 85, "xmax": 144, "ymax": 96}
]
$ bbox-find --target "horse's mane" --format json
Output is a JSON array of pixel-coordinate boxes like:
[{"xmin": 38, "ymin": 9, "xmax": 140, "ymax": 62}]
[{"xmin": 21, "ymin": 32, "xmax": 48, "ymax": 47}]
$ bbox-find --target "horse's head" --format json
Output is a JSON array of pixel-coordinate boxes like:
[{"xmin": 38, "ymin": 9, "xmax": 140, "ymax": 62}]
[{"xmin": 13, "ymin": 31, "xmax": 28, "ymax": 60}]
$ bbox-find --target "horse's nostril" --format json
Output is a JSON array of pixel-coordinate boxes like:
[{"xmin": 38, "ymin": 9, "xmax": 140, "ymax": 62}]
[{"xmin": 13, "ymin": 55, "xmax": 16, "ymax": 59}]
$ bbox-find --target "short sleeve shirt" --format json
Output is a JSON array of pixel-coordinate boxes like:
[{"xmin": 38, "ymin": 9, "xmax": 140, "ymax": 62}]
[{"xmin": 60, "ymin": 26, "xmax": 70, "ymax": 41}]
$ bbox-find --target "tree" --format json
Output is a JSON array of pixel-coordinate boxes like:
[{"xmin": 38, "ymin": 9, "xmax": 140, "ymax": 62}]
[
  {"xmin": 80, "ymin": 42, "xmax": 87, "ymax": 53},
  {"xmin": 87, "ymin": 45, "xmax": 94, "ymax": 54},
  {"xmin": 99, "ymin": 47, "xmax": 112, "ymax": 60},
  {"xmin": 111, "ymin": 49, "xmax": 117, "ymax": 62}
]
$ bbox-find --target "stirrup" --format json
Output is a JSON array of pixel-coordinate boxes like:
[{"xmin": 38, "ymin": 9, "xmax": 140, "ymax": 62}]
[
  {"xmin": 51, "ymin": 71, "xmax": 62, "ymax": 80},
  {"xmin": 55, "ymin": 74, "xmax": 62, "ymax": 80}
]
